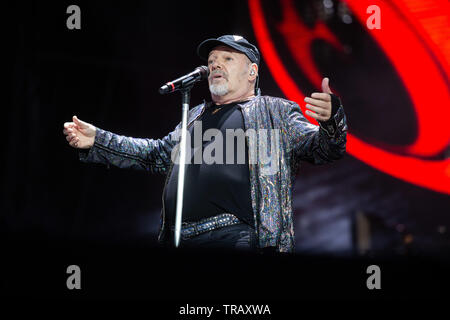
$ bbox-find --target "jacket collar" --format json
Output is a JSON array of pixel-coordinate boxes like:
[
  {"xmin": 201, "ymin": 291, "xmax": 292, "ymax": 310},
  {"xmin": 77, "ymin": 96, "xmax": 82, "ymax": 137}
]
[{"xmin": 202, "ymin": 96, "xmax": 257, "ymax": 111}]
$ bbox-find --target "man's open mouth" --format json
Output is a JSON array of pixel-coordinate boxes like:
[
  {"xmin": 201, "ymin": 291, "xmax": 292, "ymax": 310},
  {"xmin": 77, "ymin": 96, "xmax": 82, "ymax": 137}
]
[{"xmin": 212, "ymin": 73, "xmax": 225, "ymax": 80}]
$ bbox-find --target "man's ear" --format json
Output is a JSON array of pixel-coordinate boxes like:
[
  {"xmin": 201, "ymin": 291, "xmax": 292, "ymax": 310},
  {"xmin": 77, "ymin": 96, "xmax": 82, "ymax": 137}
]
[{"xmin": 249, "ymin": 63, "xmax": 258, "ymax": 80}]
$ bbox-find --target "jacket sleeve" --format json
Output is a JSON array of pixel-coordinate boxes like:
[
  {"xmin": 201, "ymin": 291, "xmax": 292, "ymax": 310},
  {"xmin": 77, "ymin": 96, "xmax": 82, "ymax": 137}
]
[
  {"xmin": 286, "ymin": 94, "xmax": 348, "ymax": 165},
  {"xmin": 78, "ymin": 124, "xmax": 180, "ymax": 174}
]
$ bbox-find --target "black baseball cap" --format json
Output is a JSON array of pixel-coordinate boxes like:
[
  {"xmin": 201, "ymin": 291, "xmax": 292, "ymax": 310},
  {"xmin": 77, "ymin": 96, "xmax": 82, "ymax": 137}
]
[
  {"xmin": 197, "ymin": 35, "xmax": 261, "ymax": 95},
  {"xmin": 197, "ymin": 35, "xmax": 260, "ymax": 66}
]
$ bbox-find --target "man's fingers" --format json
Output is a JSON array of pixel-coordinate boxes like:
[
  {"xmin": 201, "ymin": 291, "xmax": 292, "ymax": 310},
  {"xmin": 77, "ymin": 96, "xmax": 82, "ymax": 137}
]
[
  {"xmin": 63, "ymin": 120, "xmax": 81, "ymax": 147},
  {"xmin": 64, "ymin": 122, "xmax": 76, "ymax": 129},
  {"xmin": 69, "ymin": 138, "xmax": 79, "ymax": 148},
  {"xmin": 305, "ymin": 109, "xmax": 328, "ymax": 121},
  {"xmin": 305, "ymin": 104, "xmax": 326, "ymax": 116},
  {"xmin": 305, "ymin": 104, "xmax": 331, "ymax": 119},
  {"xmin": 310, "ymin": 92, "xmax": 331, "ymax": 101},
  {"xmin": 66, "ymin": 132, "xmax": 78, "ymax": 142},
  {"xmin": 63, "ymin": 127, "xmax": 74, "ymax": 135},
  {"xmin": 69, "ymin": 136, "xmax": 79, "ymax": 146},
  {"xmin": 73, "ymin": 115, "xmax": 89, "ymax": 129},
  {"xmin": 304, "ymin": 97, "xmax": 329, "ymax": 108},
  {"xmin": 63, "ymin": 122, "xmax": 80, "ymax": 136}
]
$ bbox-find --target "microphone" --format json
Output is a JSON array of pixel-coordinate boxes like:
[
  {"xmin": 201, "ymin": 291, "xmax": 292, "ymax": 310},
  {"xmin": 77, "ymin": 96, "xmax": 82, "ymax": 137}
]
[{"xmin": 159, "ymin": 66, "xmax": 209, "ymax": 94}]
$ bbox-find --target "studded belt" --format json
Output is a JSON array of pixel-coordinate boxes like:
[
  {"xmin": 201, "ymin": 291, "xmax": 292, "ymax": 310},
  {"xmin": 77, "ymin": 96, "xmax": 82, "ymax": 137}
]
[{"xmin": 173, "ymin": 213, "xmax": 242, "ymax": 239}]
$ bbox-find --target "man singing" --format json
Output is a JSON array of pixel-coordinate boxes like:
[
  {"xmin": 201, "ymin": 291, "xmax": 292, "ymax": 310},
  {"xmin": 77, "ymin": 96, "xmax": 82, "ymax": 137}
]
[{"xmin": 63, "ymin": 35, "xmax": 347, "ymax": 253}]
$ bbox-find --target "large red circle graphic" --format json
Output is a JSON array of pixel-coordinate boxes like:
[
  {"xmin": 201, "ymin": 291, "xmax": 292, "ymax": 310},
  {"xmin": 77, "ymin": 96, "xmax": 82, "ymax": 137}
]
[{"xmin": 249, "ymin": 0, "xmax": 450, "ymax": 195}]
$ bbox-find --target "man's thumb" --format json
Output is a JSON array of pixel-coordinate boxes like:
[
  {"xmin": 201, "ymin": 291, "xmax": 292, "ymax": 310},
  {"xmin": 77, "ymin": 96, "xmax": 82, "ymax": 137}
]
[
  {"xmin": 322, "ymin": 77, "xmax": 332, "ymax": 94},
  {"xmin": 73, "ymin": 115, "xmax": 88, "ymax": 129}
]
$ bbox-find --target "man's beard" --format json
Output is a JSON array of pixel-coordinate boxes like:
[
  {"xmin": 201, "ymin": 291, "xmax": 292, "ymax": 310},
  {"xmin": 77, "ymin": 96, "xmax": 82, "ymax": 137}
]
[
  {"xmin": 209, "ymin": 70, "xmax": 229, "ymax": 96},
  {"xmin": 209, "ymin": 82, "xmax": 229, "ymax": 96}
]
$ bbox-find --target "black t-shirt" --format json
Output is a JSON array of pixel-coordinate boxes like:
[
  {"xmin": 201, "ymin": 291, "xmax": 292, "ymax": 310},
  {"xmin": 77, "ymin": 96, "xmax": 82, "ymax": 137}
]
[{"xmin": 164, "ymin": 101, "xmax": 254, "ymax": 226}]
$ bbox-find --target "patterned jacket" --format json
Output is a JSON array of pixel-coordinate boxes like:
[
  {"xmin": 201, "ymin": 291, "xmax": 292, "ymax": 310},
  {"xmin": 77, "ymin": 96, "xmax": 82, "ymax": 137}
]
[{"xmin": 79, "ymin": 95, "xmax": 347, "ymax": 252}]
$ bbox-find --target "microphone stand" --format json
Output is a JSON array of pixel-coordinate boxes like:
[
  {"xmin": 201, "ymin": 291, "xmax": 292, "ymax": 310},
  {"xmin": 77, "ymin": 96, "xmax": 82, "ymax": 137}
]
[
  {"xmin": 174, "ymin": 85, "xmax": 193, "ymax": 248},
  {"xmin": 159, "ymin": 66, "xmax": 208, "ymax": 248}
]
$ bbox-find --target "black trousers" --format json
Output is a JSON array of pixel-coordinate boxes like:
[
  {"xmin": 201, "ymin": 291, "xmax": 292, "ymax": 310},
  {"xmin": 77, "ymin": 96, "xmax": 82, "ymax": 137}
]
[{"xmin": 178, "ymin": 223, "xmax": 257, "ymax": 251}]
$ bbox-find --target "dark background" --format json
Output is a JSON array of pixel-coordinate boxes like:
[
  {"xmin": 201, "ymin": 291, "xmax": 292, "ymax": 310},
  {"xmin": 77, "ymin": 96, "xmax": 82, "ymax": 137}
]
[{"xmin": 3, "ymin": 0, "xmax": 450, "ymax": 302}]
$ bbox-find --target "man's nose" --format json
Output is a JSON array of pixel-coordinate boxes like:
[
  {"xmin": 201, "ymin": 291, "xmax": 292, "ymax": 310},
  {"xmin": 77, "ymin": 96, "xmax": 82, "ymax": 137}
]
[{"xmin": 211, "ymin": 61, "xmax": 222, "ymax": 71}]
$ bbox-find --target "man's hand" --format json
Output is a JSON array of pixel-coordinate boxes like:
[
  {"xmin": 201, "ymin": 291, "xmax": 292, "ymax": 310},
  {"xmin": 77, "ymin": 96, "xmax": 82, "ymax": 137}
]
[
  {"xmin": 63, "ymin": 116, "xmax": 96, "ymax": 149},
  {"xmin": 304, "ymin": 77, "xmax": 333, "ymax": 122}
]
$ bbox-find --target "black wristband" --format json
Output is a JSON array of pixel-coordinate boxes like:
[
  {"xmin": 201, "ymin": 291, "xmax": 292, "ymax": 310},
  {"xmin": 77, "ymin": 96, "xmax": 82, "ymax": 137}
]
[
  {"xmin": 329, "ymin": 93, "xmax": 341, "ymax": 118},
  {"xmin": 318, "ymin": 93, "xmax": 343, "ymax": 137}
]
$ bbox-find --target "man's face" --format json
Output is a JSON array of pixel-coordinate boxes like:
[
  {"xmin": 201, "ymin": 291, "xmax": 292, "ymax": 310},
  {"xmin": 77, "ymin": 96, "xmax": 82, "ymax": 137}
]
[{"xmin": 207, "ymin": 45, "xmax": 251, "ymax": 97}]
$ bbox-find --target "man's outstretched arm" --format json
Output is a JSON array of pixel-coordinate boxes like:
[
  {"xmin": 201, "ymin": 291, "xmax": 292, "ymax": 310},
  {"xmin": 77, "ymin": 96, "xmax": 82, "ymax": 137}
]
[
  {"xmin": 287, "ymin": 78, "xmax": 348, "ymax": 165},
  {"xmin": 63, "ymin": 115, "xmax": 178, "ymax": 174}
]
